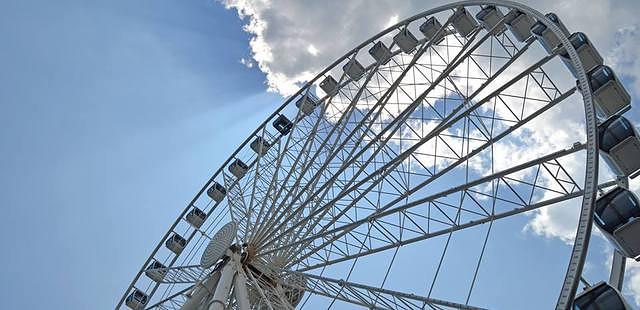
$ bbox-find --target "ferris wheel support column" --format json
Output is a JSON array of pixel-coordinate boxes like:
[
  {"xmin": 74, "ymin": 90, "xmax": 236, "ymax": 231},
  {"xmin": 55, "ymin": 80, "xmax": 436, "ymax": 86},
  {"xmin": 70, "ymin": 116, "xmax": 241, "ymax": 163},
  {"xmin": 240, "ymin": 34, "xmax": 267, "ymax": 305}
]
[
  {"xmin": 208, "ymin": 254, "xmax": 237, "ymax": 310},
  {"xmin": 179, "ymin": 271, "xmax": 222, "ymax": 310},
  {"xmin": 233, "ymin": 258, "xmax": 250, "ymax": 310}
]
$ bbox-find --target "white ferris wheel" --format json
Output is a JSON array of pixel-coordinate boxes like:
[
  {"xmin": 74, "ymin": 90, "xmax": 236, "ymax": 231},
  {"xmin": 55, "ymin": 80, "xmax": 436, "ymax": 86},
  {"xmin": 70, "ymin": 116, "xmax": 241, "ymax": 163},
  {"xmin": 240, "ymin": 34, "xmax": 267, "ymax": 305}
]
[{"xmin": 116, "ymin": 1, "xmax": 640, "ymax": 309}]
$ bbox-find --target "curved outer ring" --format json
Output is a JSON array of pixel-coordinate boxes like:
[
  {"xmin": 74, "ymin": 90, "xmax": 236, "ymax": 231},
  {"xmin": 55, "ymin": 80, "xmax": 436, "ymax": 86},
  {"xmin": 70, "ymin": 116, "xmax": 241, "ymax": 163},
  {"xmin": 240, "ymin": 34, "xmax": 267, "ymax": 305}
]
[{"xmin": 117, "ymin": 1, "xmax": 598, "ymax": 309}]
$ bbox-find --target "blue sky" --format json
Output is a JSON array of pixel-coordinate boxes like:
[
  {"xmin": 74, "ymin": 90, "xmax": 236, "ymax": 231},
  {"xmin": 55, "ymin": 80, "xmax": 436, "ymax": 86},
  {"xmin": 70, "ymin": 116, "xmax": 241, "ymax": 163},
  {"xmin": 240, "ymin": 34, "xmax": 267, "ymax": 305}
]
[
  {"xmin": 1, "ymin": 0, "xmax": 639, "ymax": 309},
  {"xmin": 0, "ymin": 0, "xmax": 279, "ymax": 308}
]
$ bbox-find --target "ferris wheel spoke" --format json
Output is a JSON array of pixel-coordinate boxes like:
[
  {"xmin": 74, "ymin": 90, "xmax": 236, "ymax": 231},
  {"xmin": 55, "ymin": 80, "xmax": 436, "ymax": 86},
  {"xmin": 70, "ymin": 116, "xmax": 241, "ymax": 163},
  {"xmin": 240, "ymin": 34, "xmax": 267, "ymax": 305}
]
[
  {"xmin": 275, "ymin": 144, "xmax": 588, "ymax": 269},
  {"xmin": 288, "ymin": 271, "xmax": 487, "ymax": 310},
  {"xmin": 275, "ymin": 29, "xmax": 538, "ymax": 251},
  {"xmin": 249, "ymin": 51, "xmax": 402, "ymax": 242},
  {"xmin": 247, "ymin": 115, "xmax": 332, "ymax": 242},
  {"xmin": 148, "ymin": 265, "xmax": 207, "ymax": 284},
  {"xmin": 250, "ymin": 62, "xmax": 384, "ymax": 245},
  {"xmin": 144, "ymin": 285, "xmax": 193, "ymax": 310},
  {"xmin": 263, "ymin": 50, "xmax": 568, "ymax": 260},
  {"xmin": 258, "ymin": 22, "xmax": 492, "ymax": 251},
  {"xmin": 252, "ymin": 38, "xmax": 453, "ymax": 247}
]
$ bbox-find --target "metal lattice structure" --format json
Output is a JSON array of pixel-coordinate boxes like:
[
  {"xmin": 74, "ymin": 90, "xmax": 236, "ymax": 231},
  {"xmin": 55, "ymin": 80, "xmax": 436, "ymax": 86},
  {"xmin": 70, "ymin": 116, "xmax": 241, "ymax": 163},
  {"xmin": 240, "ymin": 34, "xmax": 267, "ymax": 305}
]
[{"xmin": 117, "ymin": 1, "xmax": 640, "ymax": 309}]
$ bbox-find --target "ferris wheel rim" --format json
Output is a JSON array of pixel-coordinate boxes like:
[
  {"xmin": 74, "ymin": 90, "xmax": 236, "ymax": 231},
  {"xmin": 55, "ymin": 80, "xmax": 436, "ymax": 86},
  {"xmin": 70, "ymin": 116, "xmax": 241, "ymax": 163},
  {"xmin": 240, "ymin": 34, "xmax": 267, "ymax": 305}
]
[{"xmin": 116, "ymin": 1, "xmax": 602, "ymax": 309}]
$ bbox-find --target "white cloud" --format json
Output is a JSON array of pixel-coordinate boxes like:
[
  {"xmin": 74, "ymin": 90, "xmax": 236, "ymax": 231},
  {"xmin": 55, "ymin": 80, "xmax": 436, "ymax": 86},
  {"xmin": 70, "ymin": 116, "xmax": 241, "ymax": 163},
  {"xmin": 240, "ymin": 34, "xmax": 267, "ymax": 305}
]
[
  {"xmin": 306, "ymin": 44, "xmax": 319, "ymax": 56},
  {"xmin": 384, "ymin": 14, "xmax": 399, "ymax": 29},
  {"xmin": 240, "ymin": 57, "xmax": 255, "ymax": 68}
]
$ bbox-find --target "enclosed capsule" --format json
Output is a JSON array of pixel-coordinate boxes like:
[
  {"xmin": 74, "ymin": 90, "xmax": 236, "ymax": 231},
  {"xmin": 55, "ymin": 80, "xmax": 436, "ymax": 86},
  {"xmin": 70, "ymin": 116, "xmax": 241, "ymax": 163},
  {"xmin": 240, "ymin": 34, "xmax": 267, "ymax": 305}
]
[
  {"xmin": 342, "ymin": 58, "xmax": 366, "ymax": 81},
  {"xmin": 206, "ymin": 182, "xmax": 226, "ymax": 202},
  {"xmin": 419, "ymin": 17, "xmax": 445, "ymax": 45},
  {"xmin": 125, "ymin": 289, "xmax": 148, "ymax": 310},
  {"xmin": 229, "ymin": 158, "xmax": 249, "ymax": 179},
  {"xmin": 369, "ymin": 41, "xmax": 392, "ymax": 65},
  {"xmin": 319, "ymin": 75, "xmax": 338, "ymax": 95},
  {"xmin": 393, "ymin": 28, "xmax": 419, "ymax": 54},
  {"xmin": 476, "ymin": 5, "xmax": 506, "ymax": 34},
  {"xmin": 588, "ymin": 65, "xmax": 631, "ymax": 120},
  {"xmin": 295, "ymin": 94, "xmax": 319, "ymax": 116},
  {"xmin": 185, "ymin": 207, "xmax": 207, "ymax": 229},
  {"xmin": 451, "ymin": 7, "xmax": 478, "ymax": 37},
  {"xmin": 559, "ymin": 32, "xmax": 603, "ymax": 78},
  {"xmin": 599, "ymin": 115, "xmax": 640, "ymax": 178},
  {"xmin": 530, "ymin": 13, "xmax": 570, "ymax": 54},
  {"xmin": 145, "ymin": 260, "xmax": 167, "ymax": 282},
  {"xmin": 594, "ymin": 187, "xmax": 640, "ymax": 260},
  {"xmin": 504, "ymin": 9, "xmax": 534, "ymax": 42},
  {"xmin": 273, "ymin": 114, "xmax": 293, "ymax": 135},
  {"xmin": 573, "ymin": 281, "xmax": 631, "ymax": 309},
  {"xmin": 166, "ymin": 233, "xmax": 187, "ymax": 255},
  {"xmin": 250, "ymin": 136, "xmax": 270, "ymax": 156}
]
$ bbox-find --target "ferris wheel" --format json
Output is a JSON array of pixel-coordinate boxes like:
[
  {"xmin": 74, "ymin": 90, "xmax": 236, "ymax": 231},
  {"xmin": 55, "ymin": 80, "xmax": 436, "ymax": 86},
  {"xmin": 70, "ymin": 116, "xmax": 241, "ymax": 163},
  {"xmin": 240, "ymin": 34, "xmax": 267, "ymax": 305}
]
[{"xmin": 116, "ymin": 1, "xmax": 640, "ymax": 309}]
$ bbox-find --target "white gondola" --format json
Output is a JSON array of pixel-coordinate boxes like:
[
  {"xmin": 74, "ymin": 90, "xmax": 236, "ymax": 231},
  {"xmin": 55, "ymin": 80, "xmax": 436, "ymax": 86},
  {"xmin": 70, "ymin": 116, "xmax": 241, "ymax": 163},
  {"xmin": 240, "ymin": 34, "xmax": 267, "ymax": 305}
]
[
  {"xmin": 393, "ymin": 28, "xmax": 419, "ymax": 54},
  {"xmin": 166, "ymin": 233, "xmax": 187, "ymax": 255},
  {"xmin": 573, "ymin": 281, "xmax": 632, "ymax": 309},
  {"xmin": 475, "ymin": 5, "xmax": 506, "ymax": 34},
  {"xmin": 342, "ymin": 58, "xmax": 365, "ymax": 81},
  {"xmin": 369, "ymin": 41, "xmax": 392, "ymax": 65},
  {"xmin": 588, "ymin": 65, "xmax": 632, "ymax": 120},
  {"xmin": 451, "ymin": 6, "xmax": 478, "ymax": 37},
  {"xmin": 185, "ymin": 207, "xmax": 207, "ymax": 229},
  {"xmin": 250, "ymin": 136, "xmax": 270, "ymax": 156},
  {"xmin": 295, "ymin": 94, "xmax": 319, "ymax": 116},
  {"xmin": 419, "ymin": 17, "xmax": 445, "ymax": 44},
  {"xmin": 599, "ymin": 115, "xmax": 640, "ymax": 178},
  {"xmin": 559, "ymin": 32, "xmax": 603, "ymax": 78},
  {"xmin": 272, "ymin": 114, "xmax": 293, "ymax": 135},
  {"xmin": 530, "ymin": 13, "xmax": 570, "ymax": 54},
  {"xmin": 229, "ymin": 158, "xmax": 249, "ymax": 179},
  {"xmin": 144, "ymin": 260, "xmax": 167, "ymax": 282},
  {"xmin": 206, "ymin": 182, "xmax": 226, "ymax": 202},
  {"xmin": 594, "ymin": 187, "xmax": 640, "ymax": 260},
  {"xmin": 504, "ymin": 9, "xmax": 534, "ymax": 42},
  {"xmin": 319, "ymin": 75, "xmax": 338, "ymax": 95},
  {"xmin": 125, "ymin": 289, "xmax": 148, "ymax": 310}
]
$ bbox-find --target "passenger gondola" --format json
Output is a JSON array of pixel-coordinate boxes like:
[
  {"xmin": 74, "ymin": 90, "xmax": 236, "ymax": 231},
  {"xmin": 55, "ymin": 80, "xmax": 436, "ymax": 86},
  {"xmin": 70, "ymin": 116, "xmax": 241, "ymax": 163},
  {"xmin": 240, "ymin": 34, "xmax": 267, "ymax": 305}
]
[
  {"xmin": 295, "ymin": 94, "xmax": 319, "ymax": 116},
  {"xmin": 228, "ymin": 158, "xmax": 249, "ymax": 179},
  {"xmin": 272, "ymin": 114, "xmax": 293, "ymax": 135},
  {"xmin": 451, "ymin": 6, "xmax": 478, "ymax": 37},
  {"xmin": 587, "ymin": 65, "xmax": 632, "ymax": 120},
  {"xmin": 393, "ymin": 28, "xmax": 419, "ymax": 54},
  {"xmin": 185, "ymin": 207, "xmax": 207, "ymax": 229},
  {"xmin": 342, "ymin": 58, "xmax": 366, "ymax": 81},
  {"xmin": 144, "ymin": 260, "xmax": 167, "ymax": 282},
  {"xmin": 599, "ymin": 115, "xmax": 640, "ymax": 178},
  {"xmin": 504, "ymin": 9, "xmax": 534, "ymax": 42},
  {"xmin": 476, "ymin": 5, "xmax": 506, "ymax": 34},
  {"xmin": 250, "ymin": 136, "xmax": 271, "ymax": 156},
  {"xmin": 573, "ymin": 281, "xmax": 631, "ymax": 309},
  {"xmin": 319, "ymin": 75, "xmax": 339, "ymax": 95},
  {"xmin": 206, "ymin": 181, "xmax": 226, "ymax": 202},
  {"xmin": 165, "ymin": 233, "xmax": 187, "ymax": 255},
  {"xmin": 125, "ymin": 289, "xmax": 148, "ymax": 310},
  {"xmin": 530, "ymin": 13, "xmax": 570, "ymax": 54},
  {"xmin": 369, "ymin": 41, "xmax": 392, "ymax": 65},
  {"xmin": 419, "ymin": 17, "xmax": 445, "ymax": 44},
  {"xmin": 559, "ymin": 32, "xmax": 603, "ymax": 78},
  {"xmin": 594, "ymin": 187, "xmax": 640, "ymax": 260}
]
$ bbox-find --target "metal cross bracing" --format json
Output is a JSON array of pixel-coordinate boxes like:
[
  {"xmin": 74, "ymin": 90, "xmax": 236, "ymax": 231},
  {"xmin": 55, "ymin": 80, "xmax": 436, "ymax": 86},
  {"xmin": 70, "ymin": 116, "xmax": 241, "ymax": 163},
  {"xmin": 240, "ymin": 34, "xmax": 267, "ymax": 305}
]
[
  {"xmin": 118, "ymin": 2, "xmax": 607, "ymax": 309},
  {"xmin": 280, "ymin": 144, "xmax": 589, "ymax": 271},
  {"xmin": 283, "ymin": 271, "xmax": 488, "ymax": 310},
  {"xmin": 256, "ymin": 37, "xmax": 567, "ymax": 262}
]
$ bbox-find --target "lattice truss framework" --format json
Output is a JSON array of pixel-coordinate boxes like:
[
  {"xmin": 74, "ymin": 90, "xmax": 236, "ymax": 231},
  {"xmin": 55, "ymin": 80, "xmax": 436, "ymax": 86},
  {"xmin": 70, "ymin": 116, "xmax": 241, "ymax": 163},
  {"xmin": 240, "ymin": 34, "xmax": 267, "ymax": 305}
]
[{"xmin": 122, "ymin": 5, "xmax": 613, "ymax": 310}]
